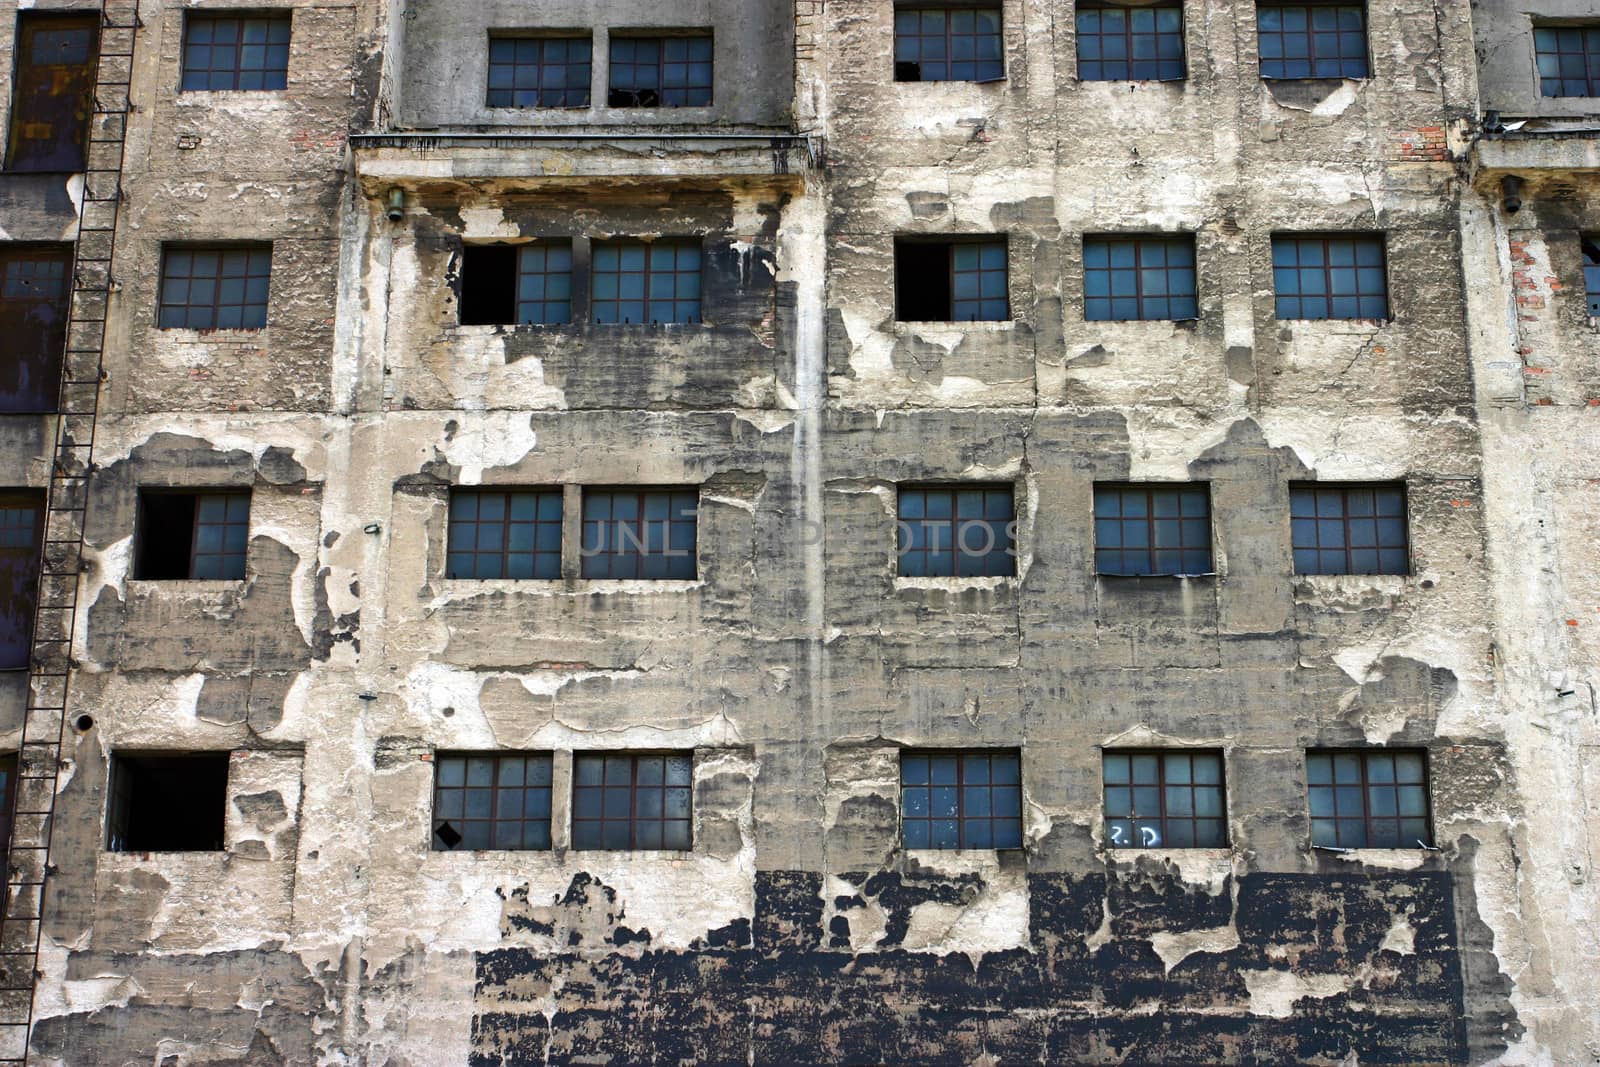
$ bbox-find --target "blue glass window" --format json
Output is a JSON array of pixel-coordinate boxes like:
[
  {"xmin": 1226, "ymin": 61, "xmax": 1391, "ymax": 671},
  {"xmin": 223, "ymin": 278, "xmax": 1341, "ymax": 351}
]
[
  {"xmin": 897, "ymin": 485, "xmax": 1015, "ymax": 577},
  {"xmin": 1535, "ymin": 26, "xmax": 1600, "ymax": 97},
  {"xmin": 1256, "ymin": 4, "xmax": 1368, "ymax": 80},
  {"xmin": 487, "ymin": 37, "xmax": 591, "ymax": 108},
  {"xmin": 1076, "ymin": 2, "xmax": 1185, "ymax": 81},
  {"xmin": 608, "ymin": 36, "xmax": 713, "ymax": 107},
  {"xmin": 1271, "ymin": 235, "xmax": 1387, "ymax": 320},
  {"xmin": 572, "ymin": 753, "xmax": 693, "ymax": 850},
  {"xmin": 1084, "ymin": 236, "xmax": 1198, "ymax": 320},
  {"xmin": 516, "ymin": 244, "xmax": 573, "ymax": 325},
  {"xmin": 1104, "ymin": 751, "xmax": 1227, "ymax": 849},
  {"xmin": 901, "ymin": 751, "xmax": 1022, "ymax": 850},
  {"xmin": 895, "ymin": 239, "xmax": 1009, "ymax": 322},
  {"xmin": 191, "ymin": 493, "xmax": 251, "ymax": 580},
  {"xmin": 1094, "ymin": 484, "xmax": 1211, "ymax": 576},
  {"xmin": 1308, "ymin": 749, "xmax": 1432, "ymax": 848},
  {"xmin": 432, "ymin": 753, "xmax": 554, "ymax": 851},
  {"xmin": 591, "ymin": 240, "xmax": 702, "ymax": 325},
  {"xmin": 1290, "ymin": 483, "xmax": 1408, "ymax": 575},
  {"xmin": 159, "ymin": 245, "xmax": 272, "ymax": 330},
  {"xmin": 894, "ymin": 7, "xmax": 1004, "ymax": 82},
  {"xmin": 581, "ymin": 489, "xmax": 698, "ymax": 580},
  {"xmin": 447, "ymin": 490, "xmax": 563, "ymax": 580},
  {"xmin": 182, "ymin": 15, "xmax": 291, "ymax": 91},
  {"xmin": 0, "ymin": 494, "xmax": 43, "ymax": 669}
]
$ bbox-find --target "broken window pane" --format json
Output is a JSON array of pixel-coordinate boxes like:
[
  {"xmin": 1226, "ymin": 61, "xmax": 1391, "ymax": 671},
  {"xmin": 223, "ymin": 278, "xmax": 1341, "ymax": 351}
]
[
  {"xmin": 432, "ymin": 753, "xmax": 553, "ymax": 851},
  {"xmin": 488, "ymin": 36, "xmax": 592, "ymax": 108},
  {"xmin": 896, "ymin": 484, "xmax": 1016, "ymax": 577},
  {"xmin": 1307, "ymin": 748, "xmax": 1432, "ymax": 848},
  {"xmin": 136, "ymin": 490, "xmax": 251, "ymax": 580},
  {"xmin": 4, "ymin": 14, "xmax": 99, "ymax": 172},
  {"xmin": 1093, "ymin": 484, "xmax": 1212, "ymax": 576},
  {"xmin": 591, "ymin": 240, "xmax": 701, "ymax": 325},
  {"xmin": 1256, "ymin": 3, "xmax": 1368, "ymax": 80},
  {"xmin": 1535, "ymin": 25, "xmax": 1600, "ymax": 97},
  {"xmin": 1103, "ymin": 750, "xmax": 1227, "ymax": 848},
  {"xmin": 1290, "ymin": 483, "xmax": 1409, "ymax": 575},
  {"xmin": 181, "ymin": 15, "xmax": 292, "ymax": 91},
  {"xmin": 105, "ymin": 752, "xmax": 230, "ymax": 852},
  {"xmin": 571, "ymin": 752, "xmax": 693, "ymax": 850},
  {"xmin": 580, "ymin": 488, "xmax": 697, "ymax": 580},
  {"xmin": 901, "ymin": 750, "xmax": 1022, "ymax": 849},
  {"xmin": 1271, "ymin": 234, "xmax": 1387, "ymax": 320},
  {"xmin": 447, "ymin": 490, "xmax": 563, "ymax": 579},
  {"xmin": 895, "ymin": 238, "xmax": 1009, "ymax": 322},
  {"xmin": 895, "ymin": 7, "xmax": 1004, "ymax": 82},
  {"xmin": 1076, "ymin": 1, "xmax": 1186, "ymax": 82},
  {"xmin": 158, "ymin": 245, "xmax": 273, "ymax": 330},
  {"xmin": 1084, "ymin": 235, "xmax": 1198, "ymax": 321},
  {"xmin": 0, "ymin": 244, "xmax": 72, "ymax": 413},
  {"xmin": 0, "ymin": 493, "xmax": 44, "ymax": 670},
  {"xmin": 608, "ymin": 35, "xmax": 713, "ymax": 107}
]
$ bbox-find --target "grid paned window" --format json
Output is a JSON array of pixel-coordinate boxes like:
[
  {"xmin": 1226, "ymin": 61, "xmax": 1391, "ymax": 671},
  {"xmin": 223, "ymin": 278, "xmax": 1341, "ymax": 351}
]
[
  {"xmin": 181, "ymin": 15, "xmax": 291, "ymax": 91},
  {"xmin": 572, "ymin": 753, "xmax": 693, "ymax": 850},
  {"xmin": 1103, "ymin": 751, "xmax": 1227, "ymax": 849},
  {"xmin": 0, "ymin": 495, "xmax": 43, "ymax": 670},
  {"xmin": 517, "ymin": 244, "xmax": 573, "ymax": 324},
  {"xmin": 1535, "ymin": 26, "xmax": 1600, "ymax": 97},
  {"xmin": 1094, "ymin": 484, "xmax": 1212, "ymax": 576},
  {"xmin": 901, "ymin": 751, "xmax": 1022, "ymax": 850},
  {"xmin": 1290, "ymin": 483, "xmax": 1408, "ymax": 575},
  {"xmin": 1581, "ymin": 236, "xmax": 1600, "ymax": 316},
  {"xmin": 1084, "ymin": 236, "xmax": 1198, "ymax": 320},
  {"xmin": 136, "ymin": 491, "xmax": 250, "ymax": 580},
  {"xmin": 1256, "ymin": 4, "xmax": 1368, "ymax": 80},
  {"xmin": 191, "ymin": 493, "xmax": 251, "ymax": 579},
  {"xmin": 1308, "ymin": 749, "xmax": 1432, "ymax": 849},
  {"xmin": 894, "ymin": 7, "xmax": 1004, "ymax": 82},
  {"xmin": 1271, "ymin": 235, "xmax": 1387, "ymax": 320},
  {"xmin": 895, "ymin": 239, "xmax": 1009, "ymax": 322},
  {"xmin": 487, "ymin": 36, "xmax": 592, "ymax": 108},
  {"xmin": 591, "ymin": 240, "xmax": 702, "ymax": 325},
  {"xmin": 896, "ymin": 485, "xmax": 1015, "ymax": 577},
  {"xmin": 159, "ymin": 245, "xmax": 272, "ymax": 330},
  {"xmin": 1, "ymin": 246, "xmax": 71, "ymax": 412},
  {"xmin": 608, "ymin": 36, "xmax": 713, "ymax": 107},
  {"xmin": 581, "ymin": 489, "xmax": 698, "ymax": 580},
  {"xmin": 1076, "ymin": 2, "xmax": 1185, "ymax": 81},
  {"xmin": 431, "ymin": 753, "xmax": 553, "ymax": 851},
  {"xmin": 447, "ymin": 490, "xmax": 563, "ymax": 580}
]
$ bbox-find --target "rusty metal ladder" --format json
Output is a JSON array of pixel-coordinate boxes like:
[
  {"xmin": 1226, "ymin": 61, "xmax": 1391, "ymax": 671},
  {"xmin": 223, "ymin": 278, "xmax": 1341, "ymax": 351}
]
[{"xmin": 0, "ymin": 2, "xmax": 139, "ymax": 1060}]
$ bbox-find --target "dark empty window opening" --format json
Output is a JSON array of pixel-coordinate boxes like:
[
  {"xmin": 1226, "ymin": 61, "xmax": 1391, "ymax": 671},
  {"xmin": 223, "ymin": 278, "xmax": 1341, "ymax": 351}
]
[
  {"xmin": 1256, "ymin": 2, "xmax": 1368, "ymax": 80},
  {"xmin": 1103, "ymin": 750, "xmax": 1227, "ymax": 849},
  {"xmin": 901, "ymin": 750, "xmax": 1022, "ymax": 849},
  {"xmin": 1271, "ymin": 234, "xmax": 1388, "ymax": 320},
  {"xmin": 181, "ymin": 14, "xmax": 291, "ymax": 92},
  {"xmin": 488, "ymin": 36, "xmax": 592, "ymax": 108},
  {"xmin": 572, "ymin": 752, "xmax": 693, "ymax": 850},
  {"xmin": 447, "ymin": 489, "xmax": 564, "ymax": 579},
  {"xmin": 1076, "ymin": 1, "xmax": 1186, "ymax": 82},
  {"xmin": 1084, "ymin": 235, "xmax": 1198, "ymax": 321},
  {"xmin": 1, "ymin": 244, "xmax": 72, "ymax": 413},
  {"xmin": 136, "ymin": 491, "xmax": 250, "ymax": 581},
  {"xmin": 4, "ymin": 14, "xmax": 99, "ymax": 173},
  {"xmin": 0, "ymin": 753, "xmax": 17, "ymax": 864},
  {"xmin": 896, "ymin": 484, "xmax": 1016, "ymax": 577},
  {"xmin": 1535, "ymin": 26, "xmax": 1600, "ymax": 97},
  {"xmin": 0, "ymin": 493, "xmax": 44, "ymax": 671},
  {"xmin": 580, "ymin": 488, "xmax": 698, "ymax": 580},
  {"xmin": 1308, "ymin": 748, "xmax": 1432, "ymax": 849},
  {"xmin": 608, "ymin": 35, "xmax": 713, "ymax": 108},
  {"xmin": 158, "ymin": 245, "xmax": 272, "ymax": 330},
  {"xmin": 459, "ymin": 243, "xmax": 573, "ymax": 326},
  {"xmin": 591, "ymin": 240, "xmax": 701, "ymax": 325},
  {"xmin": 895, "ymin": 6, "xmax": 1004, "ymax": 82},
  {"xmin": 895, "ymin": 239, "xmax": 1009, "ymax": 322},
  {"xmin": 1290, "ymin": 482, "xmax": 1409, "ymax": 575},
  {"xmin": 432, "ymin": 753, "xmax": 553, "ymax": 851},
  {"xmin": 1094, "ymin": 483, "xmax": 1212, "ymax": 576},
  {"xmin": 106, "ymin": 752, "xmax": 230, "ymax": 852},
  {"xmin": 1582, "ymin": 236, "xmax": 1600, "ymax": 316}
]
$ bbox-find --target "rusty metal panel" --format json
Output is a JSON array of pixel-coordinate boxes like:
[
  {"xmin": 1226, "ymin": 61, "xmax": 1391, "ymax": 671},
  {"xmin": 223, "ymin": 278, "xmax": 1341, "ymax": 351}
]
[
  {"xmin": 0, "ymin": 491, "xmax": 43, "ymax": 671},
  {"xmin": 3, "ymin": 14, "xmax": 99, "ymax": 173},
  {"xmin": 0, "ymin": 244, "xmax": 71, "ymax": 412}
]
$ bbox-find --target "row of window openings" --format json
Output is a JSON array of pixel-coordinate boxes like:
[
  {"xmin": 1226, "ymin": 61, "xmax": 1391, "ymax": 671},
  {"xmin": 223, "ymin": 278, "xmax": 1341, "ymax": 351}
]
[{"xmin": 71, "ymin": 747, "xmax": 1432, "ymax": 855}]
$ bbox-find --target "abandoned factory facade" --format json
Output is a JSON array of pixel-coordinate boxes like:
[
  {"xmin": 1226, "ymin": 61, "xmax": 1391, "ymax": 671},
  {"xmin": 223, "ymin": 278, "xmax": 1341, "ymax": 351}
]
[{"xmin": 0, "ymin": 0, "xmax": 1597, "ymax": 1064}]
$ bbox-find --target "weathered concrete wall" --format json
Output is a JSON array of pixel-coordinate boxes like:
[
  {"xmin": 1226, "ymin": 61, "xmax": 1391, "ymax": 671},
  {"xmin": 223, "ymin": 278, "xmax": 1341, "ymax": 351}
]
[{"xmin": 1473, "ymin": 0, "xmax": 1600, "ymax": 118}]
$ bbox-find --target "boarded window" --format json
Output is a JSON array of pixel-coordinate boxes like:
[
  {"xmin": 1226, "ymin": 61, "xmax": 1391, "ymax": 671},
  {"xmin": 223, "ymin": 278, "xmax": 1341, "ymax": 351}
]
[
  {"xmin": 1103, "ymin": 750, "xmax": 1227, "ymax": 848},
  {"xmin": 572, "ymin": 752, "xmax": 693, "ymax": 850},
  {"xmin": 1083, "ymin": 235, "xmax": 1198, "ymax": 321},
  {"xmin": 895, "ymin": 238, "xmax": 1009, "ymax": 322},
  {"xmin": 1256, "ymin": 3, "xmax": 1368, "ymax": 79},
  {"xmin": 4, "ymin": 14, "xmax": 99, "ymax": 172},
  {"xmin": 608, "ymin": 35, "xmax": 713, "ymax": 107},
  {"xmin": 459, "ymin": 243, "xmax": 573, "ymax": 326},
  {"xmin": 896, "ymin": 484, "xmax": 1016, "ymax": 577},
  {"xmin": 158, "ymin": 245, "xmax": 272, "ymax": 330},
  {"xmin": 106, "ymin": 752, "xmax": 230, "ymax": 852},
  {"xmin": 1307, "ymin": 749, "xmax": 1432, "ymax": 849},
  {"xmin": 488, "ymin": 36, "xmax": 591, "ymax": 108},
  {"xmin": 901, "ymin": 750, "xmax": 1023, "ymax": 849},
  {"xmin": 0, "ymin": 244, "xmax": 71, "ymax": 413},
  {"xmin": 1076, "ymin": 1, "xmax": 1185, "ymax": 81},
  {"xmin": 1093, "ymin": 483, "xmax": 1213, "ymax": 576},
  {"xmin": 591, "ymin": 239, "xmax": 701, "ymax": 325},
  {"xmin": 181, "ymin": 14, "xmax": 291, "ymax": 91},
  {"xmin": 1535, "ymin": 25, "xmax": 1600, "ymax": 97},
  {"xmin": 446, "ymin": 490, "xmax": 563, "ymax": 579},
  {"xmin": 1271, "ymin": 234, "xmax": 1388, "ymax": 320},
  {"xmin": 0, "ymin": 493, "xmax": 43, "ymax": 670},
  {"xmin": 580, "ymin": 488, "xmax": 697, "ymax": 579},
  {"xmin": 1290, "ymin": 482, "xmax": 1409, "ymax": 575},
  {"xmin": 431, "ymin": 753, "xmax": 554, "ymax": 851},
  {"xmin": 894, "ymin": 7, "xmax": 1004, "ymax": 82},
  {"xmin": 135, "ymin": 491, "xmax": 251, "ymax": 580}
]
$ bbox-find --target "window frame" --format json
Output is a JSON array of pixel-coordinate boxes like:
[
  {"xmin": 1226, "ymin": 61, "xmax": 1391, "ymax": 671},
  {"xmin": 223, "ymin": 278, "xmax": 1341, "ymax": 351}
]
[
  {"xmin": 179, "ymin": 12, "xmax": 293, "ymax": 92},
  {"xmin": 893, "ymin": 4, "xmax": 1006, "ymax": 83},
  {"xmin": 486, "ymin": 33, "xmax": 593, "ymax": 108},
  {"xmin": 579, "ymin": 487, "xmax": 699, "ymax": 580},
  {"xmin": 900, "ymin": 749, "xmax": 1024, "ymax": 851},
  {"xmin": 1075, "ymin": 0, "xmax": 1187, "ymax": 83},
  {"xmin": 134, "ymin": 489, "xmax": 252, "ymax": 581},
  {"xmin": 1289, "ymin": 481, "xmax": 1410, "ymax": 576},
  {"xmin": 1270, "ymin": 233, "xmax": 1389, "ymax": 322},
  {"xmin": 571, "ymin": 751, "xmax": 694, "ymax": 851},
  {"xmin": 589, "ymin": 238, "xmax": 703, "ymax": 326},
  {"xmin": 1580, "ymin": 235, "xmax": 1600, "ymax": 317},
  {"xmin": 3, "ymin": 13, "xmax": 100, "ymax": 173},
  {"xmin": 606, "ymin": 32, "xmax": 715, "ymax": 108},
  {"xmin": 1534, "ymin": 24, "xmax": 1600, "ymax": 98},
  {"xmin": 104, "ymin": 750, "xmax": 231, "ymax": 853},
  {"xmin": 1255, "ymin": 1, "xmax": 1370, "ymax": 81},
  {"xmin": 893, "ymin": 236, "xmax": 1011, "ymax": 323},
  {"xmin": 1092, "ymin": 482, "xmax": 1214, "ymax": 577},
  {"xmin": 894, "ymin": 482, "xmax": 1017, "ymax": 578},
  {"xmin": 430, "ymin": 751, "xmax": 555, "ymax": 852},
  {"xmin": 445, "ymin": 488, "xmax": 565, "ymax": 580},
  {"xmin": 1307, "ymin": 748, "xmax": 1434, "ymax": 850},
  {"xmin": 1082, "ymin": 234, "xmax": 1199, "ymax": 321},
  {"xmin": 157, "ymin": 243, "xmax": 274, "ymax": 331},
  {"xmin": 1101, "ymin": 749, "xmax": 1229, "ymax": 850},
  {"xmin": 0, "ymin": 243, "xmax": 72, "ymax": 414},
  {"xmin": 0, "ymin": 492, "xmax": 45, "ymax": 671}
]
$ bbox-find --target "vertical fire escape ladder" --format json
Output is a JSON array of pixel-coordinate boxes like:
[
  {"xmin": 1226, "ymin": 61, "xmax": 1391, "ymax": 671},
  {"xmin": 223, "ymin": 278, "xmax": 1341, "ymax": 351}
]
[{"xmin": 0, "ymin": 2, "xmax": 139, "ymax": 1061}]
